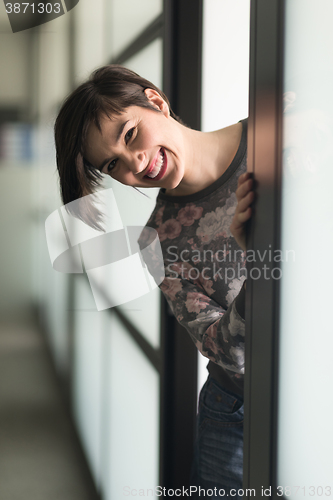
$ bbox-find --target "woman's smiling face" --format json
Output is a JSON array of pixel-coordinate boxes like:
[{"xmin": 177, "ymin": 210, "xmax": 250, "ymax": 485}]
[{"xmin": 84, "ymin": 89, "xmax": 185, "ymax": 190}]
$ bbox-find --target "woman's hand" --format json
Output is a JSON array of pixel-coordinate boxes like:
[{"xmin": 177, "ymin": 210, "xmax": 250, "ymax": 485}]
[{"xmin": 230, "ymin": 172, "xmax": 255, "ymax": 251}]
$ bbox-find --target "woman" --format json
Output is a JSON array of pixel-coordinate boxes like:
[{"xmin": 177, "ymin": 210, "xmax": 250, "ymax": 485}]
[{"xmin": 55, "ymin": 65, "xmax": 254, "ymax": 498}]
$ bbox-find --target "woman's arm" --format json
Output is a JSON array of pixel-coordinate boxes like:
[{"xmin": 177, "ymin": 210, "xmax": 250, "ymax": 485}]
[
  {"xmin": 138, "ymin": 171, "xmax": 254, "ymax": 376},
  {"xmin": 160, "ymin": 269, "xmax": 246, "ymax": 376}
]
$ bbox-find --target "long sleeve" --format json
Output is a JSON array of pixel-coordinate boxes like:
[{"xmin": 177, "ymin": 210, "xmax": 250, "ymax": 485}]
[
  {"xmin": 138, "ymin": 118, "xmax": 248, "ymax": 386},
  {"xmin": 160, "ymin": 266, "xmax": 246, "ymax": 376}
]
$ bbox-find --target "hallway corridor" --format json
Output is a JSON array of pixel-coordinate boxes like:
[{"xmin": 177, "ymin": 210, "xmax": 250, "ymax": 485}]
[{"xmin": 0, "ymin": 316, "xmax": 100, "ymax": 500}]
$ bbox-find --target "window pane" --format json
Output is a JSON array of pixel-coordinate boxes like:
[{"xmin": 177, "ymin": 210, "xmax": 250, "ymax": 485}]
[
  {"xmin": 72, "ymin": 277, "xmax": 105, "ymax": 487},
  {"xmin": 108, "ymin": 0, "xmax": 162, "ymax": 59},
  {"xmin": 119, "ymin": 288, "xmax": 161, "ymax": 349},
  {"xmin": 101, "ymin": 313, "xmax": 159, "ymax": 500},
  {"xmin": 124, "ymin": 38, "xmax": 163, "ymax": 91},
  {"xmin": 278, "ymin": 1, "xmax": 333, "ymax": 495}
]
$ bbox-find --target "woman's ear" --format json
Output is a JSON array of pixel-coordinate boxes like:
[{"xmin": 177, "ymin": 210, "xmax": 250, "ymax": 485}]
[{"xmin": 144, "ymin": 88, "xmax": 170, "ymax": 117}]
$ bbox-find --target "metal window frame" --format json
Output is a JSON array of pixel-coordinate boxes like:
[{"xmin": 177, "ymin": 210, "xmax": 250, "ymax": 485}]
[
  {"xmin": 243, "ymin": 0, "xmax": 285, "ymax": 496},
  {"xmin": 159, "ymin": 0, "xmax": 203, "ymax": 489},
  {"xmin": 111, "ymin": 15, "xmax": 163, "ymax": 65}
]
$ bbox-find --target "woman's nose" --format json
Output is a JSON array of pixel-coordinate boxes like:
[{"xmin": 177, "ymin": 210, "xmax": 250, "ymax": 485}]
[{"xmin": 128, "ymin": 152, "xmax": 146, "ymax": 174}]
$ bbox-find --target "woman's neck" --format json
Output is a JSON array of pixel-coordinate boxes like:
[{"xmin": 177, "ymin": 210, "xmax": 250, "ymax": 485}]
[{"xmin": 165, "ymin": 121, "xmax": 242, "ymax": 196}]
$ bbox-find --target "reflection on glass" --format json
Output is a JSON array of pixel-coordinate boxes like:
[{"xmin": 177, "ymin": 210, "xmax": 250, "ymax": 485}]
[{"xmin": 278, "ymin": 1, "xmax": 333, "ymax": 496}]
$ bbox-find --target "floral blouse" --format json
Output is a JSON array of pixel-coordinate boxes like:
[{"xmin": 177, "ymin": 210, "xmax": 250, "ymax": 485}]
[{"xmin": 139, "ymin": 119, "xmax": 248, "ymax": 393}]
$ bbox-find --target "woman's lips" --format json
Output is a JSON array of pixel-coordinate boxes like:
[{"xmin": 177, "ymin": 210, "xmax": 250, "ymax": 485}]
[
  {"xmin": 145, "ymin": 149, "xmax": 161, "ymax": 176},
  {"xmin": 144, "ymin": 148, "xmax": 167, "ymax": 181}
]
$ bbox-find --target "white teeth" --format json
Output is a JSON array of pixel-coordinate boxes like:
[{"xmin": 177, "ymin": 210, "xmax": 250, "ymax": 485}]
[{"xmin": 147, "ymin": 150, "xmax": 164, "ymax": 178}]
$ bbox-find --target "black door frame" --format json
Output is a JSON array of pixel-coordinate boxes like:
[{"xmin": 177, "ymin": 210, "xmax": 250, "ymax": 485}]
[
  {"xmin": 160, "ymin": 0, "xmax": 203, "ymax": 489},
  {"xmin": 243, "ymin": 0, "xmax": 285, "ymax": 496}
]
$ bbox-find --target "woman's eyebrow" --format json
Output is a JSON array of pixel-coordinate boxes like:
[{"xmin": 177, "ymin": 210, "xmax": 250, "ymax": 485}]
[
  {"xmin": 97, "ymin": 120, "xmax": 129, "ymax": 171},
  {"xmin": 115, "ymin": 119, "xmax": 129, "ymax": 142}
]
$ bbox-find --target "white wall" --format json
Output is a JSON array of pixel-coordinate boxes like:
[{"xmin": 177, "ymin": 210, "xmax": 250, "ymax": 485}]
[
  {"xmin": 0, "ymin": 33, "xmax": 30, "ymax": 107},
  {"xmin": 201, "ymin": 0, "xmax": 250, "ymax": 132},
  {"xmin": 0, "ymin": 1, "xmax": 30, "ymax": 108},
  {"xmin": 0, "ymin": 168, "xmax": 34, "ymax": 319},
  {"xmin": 0, "ymin": 3, "xmax": 33, "ymax": 320}
]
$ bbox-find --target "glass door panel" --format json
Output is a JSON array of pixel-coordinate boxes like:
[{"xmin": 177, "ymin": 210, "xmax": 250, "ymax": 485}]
[
  {"xmin": 101, "ymin": 313, "xmax": 159, "ymax": 500},
  {"xmin": 278, "ymin": 0, "xmax": 333, "ymax": 495}
]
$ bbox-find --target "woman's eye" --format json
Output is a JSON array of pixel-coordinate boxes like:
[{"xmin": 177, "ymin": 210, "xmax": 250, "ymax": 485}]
[
  {"xmin": 125, "ymin": 127, "xmax": 135, "ymax": 143},
  {"xmin": 107, "ymin": 159, "xmax": 117, "ymax": 172}
]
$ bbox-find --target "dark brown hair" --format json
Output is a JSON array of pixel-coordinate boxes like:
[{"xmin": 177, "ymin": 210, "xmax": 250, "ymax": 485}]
[{"xmin": 54, "ymin": 64, "xmax": 179, "ymax": 229}]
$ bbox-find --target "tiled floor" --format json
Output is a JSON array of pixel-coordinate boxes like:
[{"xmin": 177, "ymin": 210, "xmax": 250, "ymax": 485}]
[{"xmin": 0, "ymin": 317, "xmax": 100, "ymax": 500}]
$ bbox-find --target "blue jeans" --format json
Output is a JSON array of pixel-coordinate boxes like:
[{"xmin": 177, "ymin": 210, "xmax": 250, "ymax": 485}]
[{"xmin": 190, "ymin": 376, "xmax": 244, "ymax": 499}]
